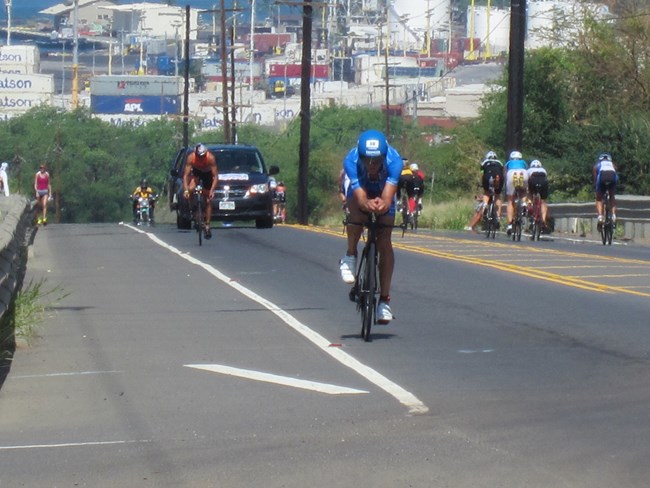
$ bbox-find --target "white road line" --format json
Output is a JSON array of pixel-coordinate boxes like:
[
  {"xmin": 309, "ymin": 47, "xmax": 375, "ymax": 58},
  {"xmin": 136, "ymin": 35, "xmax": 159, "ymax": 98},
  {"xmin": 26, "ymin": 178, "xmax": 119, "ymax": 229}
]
[
  {"xmin": 185, "ymin": 364, "xmax": 369, "ymax": 395},
  {"xmin": 12, "ymin": 370, "xmax": 122, "ymax": 379},
  {"xmin": 127, "ymin": 224, "xmax": 429, "ymax": 415},
  {"xmin": 0, "ymin": 440, "xmax": 151, "ymax": 451}
]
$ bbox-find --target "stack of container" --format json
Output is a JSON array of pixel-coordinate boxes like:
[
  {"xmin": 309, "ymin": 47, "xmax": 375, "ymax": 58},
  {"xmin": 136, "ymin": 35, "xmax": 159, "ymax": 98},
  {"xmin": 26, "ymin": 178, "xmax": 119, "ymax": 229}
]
[
  {"xmin": 90, "ymin": 75, "xmax": 184, "ymax": 115},
  {"xmin": 0, "ymin": 45, "xmax": 53, "ymax": 119}
]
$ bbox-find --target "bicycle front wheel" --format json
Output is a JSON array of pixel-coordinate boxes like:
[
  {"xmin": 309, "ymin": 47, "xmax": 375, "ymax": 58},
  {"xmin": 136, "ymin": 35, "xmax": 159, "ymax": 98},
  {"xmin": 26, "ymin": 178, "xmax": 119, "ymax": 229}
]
[
  {"xmin": 195, "ymin": 195, "xmax": 203, "ymax": 246},
  {"xmin": 360, "ymin": 242, "xmax": 376, "ymax": 342}
]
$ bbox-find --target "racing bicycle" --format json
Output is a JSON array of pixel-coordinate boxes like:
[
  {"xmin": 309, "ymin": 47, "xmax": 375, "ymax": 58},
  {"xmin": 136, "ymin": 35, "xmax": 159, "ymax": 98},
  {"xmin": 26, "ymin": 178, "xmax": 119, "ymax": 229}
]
[
  {"xmin": 349, "ymin": 213, "xmax": 385, "ymax": 342},
  {"xmin": 483, "ymin": 176, "xmax": 499, "ymax": 239},
  {"xmin": 191, "ymin": 184, "xmax": 206, "ymax": 246},
  {"xmin": 529, "ymin": 187, "xmax": 543, "ymax": 241},
  {"xmin": 511, "ymin": 172, "xmax": 526, "ymax": 242},
  {"xmin": 600, "ymin": 183, "xmax": 614, "ymax": 246}
]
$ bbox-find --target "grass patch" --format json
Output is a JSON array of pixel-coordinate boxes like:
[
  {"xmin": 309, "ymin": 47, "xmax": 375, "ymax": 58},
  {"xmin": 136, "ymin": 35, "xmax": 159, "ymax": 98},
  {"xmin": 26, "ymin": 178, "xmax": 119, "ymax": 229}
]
[{"xmin": 14, "ymin": 278, "xmax": 70, "ymax": 345}]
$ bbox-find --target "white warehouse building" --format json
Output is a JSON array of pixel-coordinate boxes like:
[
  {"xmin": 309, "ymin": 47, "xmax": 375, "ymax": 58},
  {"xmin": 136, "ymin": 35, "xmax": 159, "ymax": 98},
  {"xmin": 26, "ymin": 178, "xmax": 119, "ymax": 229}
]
[{"xmin": 466, "ymin": 0, "xmax": 610, "ymax": 54}]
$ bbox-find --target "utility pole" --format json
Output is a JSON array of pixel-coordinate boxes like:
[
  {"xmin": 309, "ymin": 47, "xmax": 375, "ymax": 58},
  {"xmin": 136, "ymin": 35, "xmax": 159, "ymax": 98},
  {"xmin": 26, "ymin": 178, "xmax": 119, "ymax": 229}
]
[
  {"xmin": 220, "ymin": 0, "xmax": 231, "ymax": 143},
  {"xmin": 506, "ymin": 0, "xmax": 526, "ymax": 155},
  {"xmin": 183, "ymin": 5, "xmax": 190, "ymax": 148},
  {"xmin": 230, "ymin": 21, "xmax": 237, "ymax": 143},
  {"xmin": 70, "ymin": 0, "xmax": 80, "ymax": 109},
  {"xmin": 383, "ymin": 6, "xmax": 390, "ymax": 137},
  {"xmin": 5, "ymin": 0, "xmax": 11, "ymax": 45},
  {"xmin": 297, "ymin": 0, "xmax": 313, "ymax": 224}
]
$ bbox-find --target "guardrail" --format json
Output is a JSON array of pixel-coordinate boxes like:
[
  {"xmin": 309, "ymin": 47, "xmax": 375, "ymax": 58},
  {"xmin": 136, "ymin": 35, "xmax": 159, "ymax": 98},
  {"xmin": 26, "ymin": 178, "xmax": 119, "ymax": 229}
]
[{"xmin": 549, "ymin": 195, "xmax": 650, "ymax": 242}]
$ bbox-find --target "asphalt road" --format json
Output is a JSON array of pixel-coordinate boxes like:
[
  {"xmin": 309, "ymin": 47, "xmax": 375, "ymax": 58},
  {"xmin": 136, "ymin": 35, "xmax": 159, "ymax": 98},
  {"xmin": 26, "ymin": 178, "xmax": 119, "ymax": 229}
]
[{"xmin": 1, "ymin": 223, "xmax": 650, "ymax": 487}]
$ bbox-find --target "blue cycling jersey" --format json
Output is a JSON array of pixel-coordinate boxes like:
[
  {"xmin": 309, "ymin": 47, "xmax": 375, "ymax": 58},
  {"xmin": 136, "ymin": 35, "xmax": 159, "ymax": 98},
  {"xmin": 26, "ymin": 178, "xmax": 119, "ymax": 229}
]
[
  {"xmin": 505, "ymin": 159, "xmax": 528, "ymax": 171},
  {"xmin": 342, "ymin": 144, "xmax": 403, "ymax": 198}
]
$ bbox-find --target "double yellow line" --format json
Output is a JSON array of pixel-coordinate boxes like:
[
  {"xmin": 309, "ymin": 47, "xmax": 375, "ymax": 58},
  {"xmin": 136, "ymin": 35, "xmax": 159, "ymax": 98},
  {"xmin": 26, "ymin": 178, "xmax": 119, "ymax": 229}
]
[{"xmin": 294, "ymin": 225, "xmax": 650, "ymax": 298}]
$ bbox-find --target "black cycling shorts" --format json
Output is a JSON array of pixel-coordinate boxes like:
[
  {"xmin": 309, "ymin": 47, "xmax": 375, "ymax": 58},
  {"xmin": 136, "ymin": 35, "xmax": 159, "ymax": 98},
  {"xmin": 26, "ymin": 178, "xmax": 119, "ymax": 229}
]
[
  {"xmin": 528, "ymin": 175, "xmax": 549, "ymax": 199},
  {"xmin": 482, "ymin": 167, "xmax": 503, "ymax": 194},
  {"xmin": 191, "ymin": 168, "xmax": 214, "ymax": 190}
]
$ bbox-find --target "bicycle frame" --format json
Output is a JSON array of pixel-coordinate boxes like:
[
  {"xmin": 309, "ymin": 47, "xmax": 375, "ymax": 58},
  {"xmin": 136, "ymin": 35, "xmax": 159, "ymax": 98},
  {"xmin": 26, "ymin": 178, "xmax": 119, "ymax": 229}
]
[
  {"xmin": 530, "ymin": 191, "xmax": 542, "ymax": 241},
  {"xmin": 484, "ymin": 181, "xmax": 498, "ymax": 239},
  {"xmin": 601, "ymin": 188, "xmax": 614, "ymax": 245},
  {"xmin": 512, "ymin": 187, "xmax": 526, "ymax": 242},
  {"xmin": 192, "ymin": 184, "xmax": 205, "ymax": 246}
]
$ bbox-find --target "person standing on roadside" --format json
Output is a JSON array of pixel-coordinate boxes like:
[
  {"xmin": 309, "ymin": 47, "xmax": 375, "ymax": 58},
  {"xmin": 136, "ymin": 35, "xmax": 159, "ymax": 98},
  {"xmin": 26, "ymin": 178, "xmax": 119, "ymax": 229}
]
[
  {"xmin": 34, "ymin": 164, "xmax": 52, "ymax": 225},
  {"xmin": 0, "ymin": 162, "xmax": 9, "ymax": 196}
]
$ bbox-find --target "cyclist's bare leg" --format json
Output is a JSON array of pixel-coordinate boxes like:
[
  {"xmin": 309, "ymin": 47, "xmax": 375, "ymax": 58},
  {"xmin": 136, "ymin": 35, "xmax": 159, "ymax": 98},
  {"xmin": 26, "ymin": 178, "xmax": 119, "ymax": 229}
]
[
  {"xmin": 376, "ymin": 214, "xmax": 395, "ymax": 298},
  {"xmin": 345, "ymin": 197, "xmax": 364, "ymax": 256},
  {"xmin": 203, "ymin": 188, "xmax": 212, "ymax": 228},
  {"xmin": 595, "ymin": 194, "xmax": 603, "ymax": 218},
  {"xmin": 506, "ymin": 195, "xmax": 515, "ymax": 224}
]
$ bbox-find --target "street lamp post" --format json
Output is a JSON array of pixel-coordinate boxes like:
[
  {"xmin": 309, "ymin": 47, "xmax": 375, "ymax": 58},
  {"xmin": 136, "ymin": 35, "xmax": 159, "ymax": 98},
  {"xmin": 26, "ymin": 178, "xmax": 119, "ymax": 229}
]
[
  {"xmin": 64, "ymin": 0, "xmax": 80, "ymax": 109},
  {"xmin": 4, "ymin": 0, "xmax": 12, "ymax": 45}
]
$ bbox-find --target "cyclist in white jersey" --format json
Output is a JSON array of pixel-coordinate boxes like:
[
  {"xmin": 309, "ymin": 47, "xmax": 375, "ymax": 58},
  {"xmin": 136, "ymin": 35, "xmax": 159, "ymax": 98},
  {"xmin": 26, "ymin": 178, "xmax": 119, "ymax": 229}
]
[{"xmin": 593, "ymin": 153, "xmax": 618, "ymax": 226}]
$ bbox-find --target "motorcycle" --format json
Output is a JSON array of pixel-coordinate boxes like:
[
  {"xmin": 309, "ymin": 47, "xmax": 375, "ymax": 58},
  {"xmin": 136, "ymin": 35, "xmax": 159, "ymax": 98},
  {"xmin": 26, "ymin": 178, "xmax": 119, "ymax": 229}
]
[{"xmin": 132, "ymin": 193, "xmax": 156, "ymax": 226}]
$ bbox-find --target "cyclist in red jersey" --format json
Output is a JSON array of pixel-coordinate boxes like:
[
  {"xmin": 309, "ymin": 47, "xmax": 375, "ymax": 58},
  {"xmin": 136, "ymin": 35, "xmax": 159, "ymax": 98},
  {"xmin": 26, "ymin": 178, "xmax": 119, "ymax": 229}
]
[{"xmin": 183, "ymin": 143, "xmax": 218, "ymax": 239}]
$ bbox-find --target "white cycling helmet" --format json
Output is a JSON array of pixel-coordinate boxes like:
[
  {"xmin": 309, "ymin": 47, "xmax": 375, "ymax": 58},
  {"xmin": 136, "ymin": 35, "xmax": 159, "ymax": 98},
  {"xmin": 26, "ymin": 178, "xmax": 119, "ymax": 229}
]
[
  {"xmin": 530, "ymin": 160, "xmax": 542, "ymax": 168},
  {"xmin": 409, "ymin": 163, "xmax": 419, "ymax": 172},
  {"xmin": 485, "ymin": 151, "xmax": 497, "ymax": 160},
  {"xmin": 509, "ymin": 150, "xmax": 522, "ymax": 160}
]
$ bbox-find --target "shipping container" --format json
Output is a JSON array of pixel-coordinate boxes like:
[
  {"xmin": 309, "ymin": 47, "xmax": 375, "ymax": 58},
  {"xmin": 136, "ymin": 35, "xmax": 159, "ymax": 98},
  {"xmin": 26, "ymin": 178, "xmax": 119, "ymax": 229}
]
[
  {"xmin": 91, "ymin": 94, "xmax": 181, "ymax": 114},
  {"xmin": 0, "ymin": 92, "xmax": 53, "ymax": 112},
  {"xmin": 242, "ymin": 33, "xmax": 296, "ymax": 54},
  {"xmin": 90, "ymin": 75, "xmax": 184, "ymax": 96},
  {"xmin": 0, "ymin": 73, "xmax": 54, "ymax": 94},
  {"xmin": 267, "ymin": 63, "xmax": 329, "ymax": 79},
  {"xmin": 0, "ymin": 44, "xmax": 40, "ymax": 71},
  {"xmin": 0, "ymin": 64, "xmax": 38, "ymax": 75}
]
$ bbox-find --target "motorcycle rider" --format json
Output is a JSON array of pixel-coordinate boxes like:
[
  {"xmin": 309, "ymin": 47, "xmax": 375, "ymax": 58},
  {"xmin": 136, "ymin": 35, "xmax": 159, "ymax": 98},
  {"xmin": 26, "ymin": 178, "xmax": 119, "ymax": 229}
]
[{"xmin": 131, "ymin": 178, "xmax": 156, "ymax": 224}]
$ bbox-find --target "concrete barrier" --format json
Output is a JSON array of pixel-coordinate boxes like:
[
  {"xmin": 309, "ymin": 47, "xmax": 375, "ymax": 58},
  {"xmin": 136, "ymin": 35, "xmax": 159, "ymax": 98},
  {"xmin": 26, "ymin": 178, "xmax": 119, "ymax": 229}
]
[
  {"xmin": 1, "ymin": 195, "xmax": 34, "ymax": 375},
  {"xmin": 549, "ymin": 195, "xmax": 650, "ymax": 243}
]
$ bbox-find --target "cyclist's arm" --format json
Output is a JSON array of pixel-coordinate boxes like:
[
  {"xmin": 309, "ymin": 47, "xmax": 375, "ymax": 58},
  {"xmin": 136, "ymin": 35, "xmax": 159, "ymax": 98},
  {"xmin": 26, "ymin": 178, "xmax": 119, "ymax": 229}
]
[
  {"xmin": 182, "ymin": 156, "xmax": 194, "ymax": 197},
  {"xmin": 208, "ymin": 154, "xmax": 218, "ymax": 199}
]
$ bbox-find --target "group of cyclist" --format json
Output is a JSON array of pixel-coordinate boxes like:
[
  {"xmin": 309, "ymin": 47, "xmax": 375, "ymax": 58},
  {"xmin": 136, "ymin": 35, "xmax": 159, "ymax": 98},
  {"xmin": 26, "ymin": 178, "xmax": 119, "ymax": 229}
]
[
  {"xmin": 126, "ymin": 133, "xmax": 618, "ymax": 328},
  {"xmin": 466, "ymin": 149, "xmax": 618, "ymax": 235}
]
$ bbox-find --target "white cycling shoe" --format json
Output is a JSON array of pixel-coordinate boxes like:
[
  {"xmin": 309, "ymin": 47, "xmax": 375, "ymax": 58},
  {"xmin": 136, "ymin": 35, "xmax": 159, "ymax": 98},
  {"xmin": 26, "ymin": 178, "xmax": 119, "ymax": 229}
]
[
  {"xmin": 377, "ymin": 301, "xmax": 393, "ymax": 324},
  {"xmin": 339, "ymin": 255, "xmax": 357, "ymax": 284}
]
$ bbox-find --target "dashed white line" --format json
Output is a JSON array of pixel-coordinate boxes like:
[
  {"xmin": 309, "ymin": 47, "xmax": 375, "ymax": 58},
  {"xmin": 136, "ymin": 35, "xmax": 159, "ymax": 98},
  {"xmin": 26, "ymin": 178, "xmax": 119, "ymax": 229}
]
[
  {"xmin": 185, "ymin": 364, "xmax": 369, "ymax": 395},
  {"xmin": 0, "ymin": 440, "xmax": 151, "ymax": 451}
]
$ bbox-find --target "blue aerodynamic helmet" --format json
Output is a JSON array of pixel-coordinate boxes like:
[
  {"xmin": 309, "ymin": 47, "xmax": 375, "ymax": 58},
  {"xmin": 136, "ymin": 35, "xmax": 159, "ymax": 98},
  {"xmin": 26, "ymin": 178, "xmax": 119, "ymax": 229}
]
[{"xmin": 357, "ymin": 130, "xmax": 388, "ymax": 158}]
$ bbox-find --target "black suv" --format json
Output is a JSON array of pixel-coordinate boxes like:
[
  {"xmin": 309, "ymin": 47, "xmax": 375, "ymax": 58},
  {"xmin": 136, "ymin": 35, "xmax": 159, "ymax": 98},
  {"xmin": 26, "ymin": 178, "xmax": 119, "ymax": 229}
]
[{"xmin": 169, "ymin": 144, "xmax": 279, "ymax": 229}]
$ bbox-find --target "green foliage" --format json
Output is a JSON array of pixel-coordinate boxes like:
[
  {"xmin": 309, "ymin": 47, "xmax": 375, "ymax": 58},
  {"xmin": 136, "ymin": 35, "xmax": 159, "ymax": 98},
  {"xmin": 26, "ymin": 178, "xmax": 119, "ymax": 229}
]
[{"xmin": 3, "ymin": 2, "xmax": 650, "ymax": 227}]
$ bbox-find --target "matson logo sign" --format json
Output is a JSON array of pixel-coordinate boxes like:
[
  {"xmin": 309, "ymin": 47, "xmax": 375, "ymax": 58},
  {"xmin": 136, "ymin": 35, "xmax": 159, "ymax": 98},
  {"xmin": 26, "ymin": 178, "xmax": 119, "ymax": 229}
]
[
  {"xmin": 0, "ymin": 77, "xmax": 32, "ymax": 90},
  {"xmin": 0, "ymin": 74, "xmax": 54, "ymax": 94}
]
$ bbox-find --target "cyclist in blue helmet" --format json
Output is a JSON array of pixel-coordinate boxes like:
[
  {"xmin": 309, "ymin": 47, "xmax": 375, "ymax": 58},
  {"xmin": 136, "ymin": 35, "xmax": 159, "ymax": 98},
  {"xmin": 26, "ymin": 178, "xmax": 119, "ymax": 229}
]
[{"xmin": 338, "ymin": 129, "xmax": 403, "ymax": 324}]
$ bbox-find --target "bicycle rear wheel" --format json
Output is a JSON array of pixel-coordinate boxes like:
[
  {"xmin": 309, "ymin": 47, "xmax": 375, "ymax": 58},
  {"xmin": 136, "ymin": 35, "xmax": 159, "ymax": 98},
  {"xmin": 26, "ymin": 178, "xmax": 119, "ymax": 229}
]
[
  {"xmin": 532, "ymin": 196, "xmax": 542, "ymax": 241},
  {"xmin": 359, "ymin": 241, "xmax": 376, "ymax": 342},
  {"xmin": 401, "ymin": 195, "xmax": 409, "ymax": 229},
  {"xmin": 514, "ymin": 200, "xmax": 523, "ymax": 241},
  {"xmin": 601, "ymin": 193, "xmax": 610, "ymax": 246}
]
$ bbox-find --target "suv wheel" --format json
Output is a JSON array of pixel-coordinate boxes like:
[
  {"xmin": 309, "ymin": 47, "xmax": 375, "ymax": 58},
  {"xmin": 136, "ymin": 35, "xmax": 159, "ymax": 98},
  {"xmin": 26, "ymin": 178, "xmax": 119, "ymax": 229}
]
[
  {"xmin": 255, "ymin": 216, "xmax": 274, "ymax": 229},
  {"xmin": 177, "ymin": 211, "xmax": 192, "ymax": 230}
]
